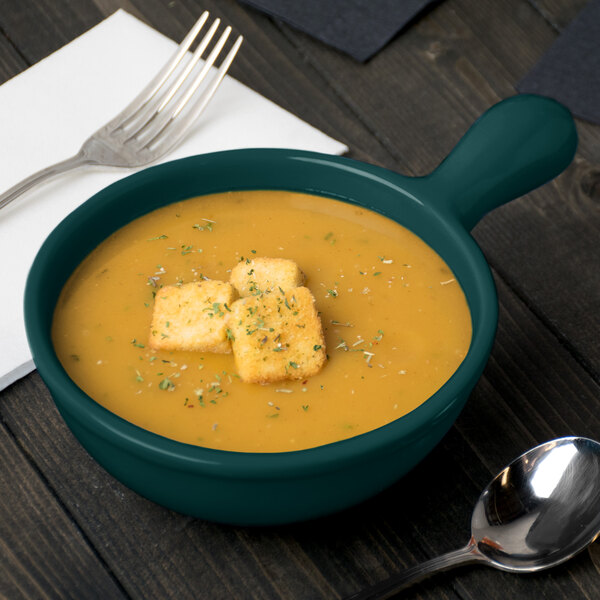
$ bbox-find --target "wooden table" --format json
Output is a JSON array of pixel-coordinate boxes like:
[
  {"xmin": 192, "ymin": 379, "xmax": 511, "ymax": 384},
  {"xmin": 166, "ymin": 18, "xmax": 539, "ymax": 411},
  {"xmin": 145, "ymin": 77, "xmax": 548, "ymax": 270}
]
[{"xmin": 1, "ymin": 1, "xmax": 599, "ymax": 598}]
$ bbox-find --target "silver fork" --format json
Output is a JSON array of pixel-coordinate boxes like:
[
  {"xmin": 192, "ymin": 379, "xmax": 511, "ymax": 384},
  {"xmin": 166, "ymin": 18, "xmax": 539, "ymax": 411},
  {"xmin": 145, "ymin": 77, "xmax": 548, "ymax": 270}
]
[{"xmin": 0, "ymin": 12, "xmax": 243, "ymax": 211}]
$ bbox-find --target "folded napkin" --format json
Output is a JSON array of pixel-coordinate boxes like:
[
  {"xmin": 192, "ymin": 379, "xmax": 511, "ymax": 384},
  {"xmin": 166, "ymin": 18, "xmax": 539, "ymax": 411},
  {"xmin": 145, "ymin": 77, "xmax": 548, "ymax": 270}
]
[
  {"xmin": 0, "ymin": 10, "xmax": 347, "ymax": 391},
  {"xmin": 517, "ymin": 0, "xmax": 600, "ymax": 125},
  {"xmin": 239, "ymin": 0, "xmax": 442, "ymax": 62}
]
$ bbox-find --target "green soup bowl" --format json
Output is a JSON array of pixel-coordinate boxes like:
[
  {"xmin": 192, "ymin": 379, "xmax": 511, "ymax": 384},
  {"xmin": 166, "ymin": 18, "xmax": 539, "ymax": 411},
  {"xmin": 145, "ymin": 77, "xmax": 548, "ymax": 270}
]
[{"xmin": 24, "ymin": 94, "xmax": 577, "ymax": 525}]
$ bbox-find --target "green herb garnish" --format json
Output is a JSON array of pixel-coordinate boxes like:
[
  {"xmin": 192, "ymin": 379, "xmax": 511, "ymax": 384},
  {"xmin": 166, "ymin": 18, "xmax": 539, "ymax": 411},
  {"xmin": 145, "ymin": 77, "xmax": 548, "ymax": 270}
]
[{"xmin": 159, "ymin": 377, "xmax": 175, "ymax": 390}]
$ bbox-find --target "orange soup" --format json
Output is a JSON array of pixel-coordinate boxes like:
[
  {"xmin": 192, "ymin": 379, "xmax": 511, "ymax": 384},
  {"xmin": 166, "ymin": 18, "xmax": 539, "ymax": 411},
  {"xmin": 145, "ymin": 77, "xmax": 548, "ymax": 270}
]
[{"xmin": 52, "ymin": 191, "xmax": 472, "ymax": 452}]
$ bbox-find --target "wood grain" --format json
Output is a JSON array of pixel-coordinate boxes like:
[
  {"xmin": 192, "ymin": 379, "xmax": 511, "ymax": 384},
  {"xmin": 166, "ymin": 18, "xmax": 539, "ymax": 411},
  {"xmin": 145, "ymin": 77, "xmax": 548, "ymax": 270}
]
[
  {"xmin": 0, "ymin": 0, "xmax": 598, "ymax": 598},
  {"xmin": 272, "ymin": 0, "xmax": 600, "ymax": 377},
  {"xmin": 0, "ymin": 0, "xmax": 101, "ymax": 64},
  {"xmin": 527, "ymin": 0, "xmax": 590, "ymax": 30},
  {"xmin": 0, "ymin": 31, "xmax": 27, "ymax": 84},
  {"xmin": 2, "ymin": 269, "xmax": 599, "ymax": 599},
  {"xmin": 0, "ymin": 418, "xmax": 126, "ymax": 599}
]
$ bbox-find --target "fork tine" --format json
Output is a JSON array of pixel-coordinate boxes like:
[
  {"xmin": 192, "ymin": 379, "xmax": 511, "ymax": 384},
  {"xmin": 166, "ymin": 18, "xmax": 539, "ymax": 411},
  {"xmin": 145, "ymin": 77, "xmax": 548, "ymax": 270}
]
[
  {"xmin": 172, "ymin": 34, "xmax": 243, "ymax": 121},
  {"xmin": 0, "ymin": 14, "xmax": 243, "ymax": 210},
  {"xmin": 146, "ymin": 35, "xmax": 243, "ymax": 154},
  {"xmin": 120, "ymin": 18, "xmax": 221, "ymax": 138},
  {"xmin": 155, "ymin": 19, "xmax": 221, "ymax": 114},
  {"xmin": 112, "ymin": 11, "xmax": 209, "ymax": 129},
  {"xmin": 130, "ymin": 26, "xmax": 234, "ymax": 144},
  {"xmin": 171, "ymin": 27, "xmax": 232, "ymax": 118}
]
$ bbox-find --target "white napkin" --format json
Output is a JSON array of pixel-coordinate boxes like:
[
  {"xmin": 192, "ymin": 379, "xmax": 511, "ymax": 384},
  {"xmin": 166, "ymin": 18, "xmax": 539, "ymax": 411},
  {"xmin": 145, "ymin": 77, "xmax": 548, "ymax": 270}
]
[{"xmin": 0, "ymin": 10, "xmax": 347, "ymax": 391}]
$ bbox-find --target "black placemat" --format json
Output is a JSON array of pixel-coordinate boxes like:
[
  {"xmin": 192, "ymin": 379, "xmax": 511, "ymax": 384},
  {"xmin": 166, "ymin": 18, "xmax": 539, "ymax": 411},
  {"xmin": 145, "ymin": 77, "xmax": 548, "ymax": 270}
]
[
  {"xmin": 239, "ymin": 0, "xmax": 440, "ymax": 62},
  {"xmin": 517, "ymin": 0, "xmax": 600, "ymax": 125}
]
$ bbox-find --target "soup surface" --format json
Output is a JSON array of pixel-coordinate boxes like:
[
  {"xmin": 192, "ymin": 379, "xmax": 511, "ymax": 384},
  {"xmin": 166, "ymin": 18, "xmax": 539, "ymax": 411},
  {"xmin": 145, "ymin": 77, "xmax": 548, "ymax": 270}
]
[{"xmin": 53, "ymin": 191, "xmax": 472, "ymax": 452}]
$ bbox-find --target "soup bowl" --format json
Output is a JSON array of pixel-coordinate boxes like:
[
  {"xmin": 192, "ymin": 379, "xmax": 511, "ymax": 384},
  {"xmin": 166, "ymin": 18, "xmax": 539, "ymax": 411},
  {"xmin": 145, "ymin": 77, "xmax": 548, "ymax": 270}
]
[{"xmin": 24, "ymin": 94, "xmax": 577, "ymax": 525}]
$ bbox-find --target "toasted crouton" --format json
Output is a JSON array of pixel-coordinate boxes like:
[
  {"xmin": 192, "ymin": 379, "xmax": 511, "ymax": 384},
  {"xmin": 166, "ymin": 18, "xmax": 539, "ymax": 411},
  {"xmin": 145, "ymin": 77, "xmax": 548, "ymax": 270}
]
[
  {"xmin": 149, "ymin": 280, "xmax": 236, "ymax": 353},
  {"xmin": 230, "ymin": 257, "xmax": 305, "ymax": 297},
  {"xmin": 227, "ymin": 286, "xmax": 326, "ymax": 383}
]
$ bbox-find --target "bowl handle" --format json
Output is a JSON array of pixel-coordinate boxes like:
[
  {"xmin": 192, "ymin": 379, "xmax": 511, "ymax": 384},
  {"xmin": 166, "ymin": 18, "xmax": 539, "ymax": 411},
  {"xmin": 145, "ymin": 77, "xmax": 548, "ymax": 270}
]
[{"xmin": 421, "ymin": 94, "xmax": 577, "ymax": 231}]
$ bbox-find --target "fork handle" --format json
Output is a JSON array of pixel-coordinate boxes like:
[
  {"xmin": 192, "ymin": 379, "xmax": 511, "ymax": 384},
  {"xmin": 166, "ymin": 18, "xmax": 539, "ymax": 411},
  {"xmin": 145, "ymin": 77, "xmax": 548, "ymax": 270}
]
[{"xmin": 0, "ymin": 151, "xmax": 93, "ymax": 211}]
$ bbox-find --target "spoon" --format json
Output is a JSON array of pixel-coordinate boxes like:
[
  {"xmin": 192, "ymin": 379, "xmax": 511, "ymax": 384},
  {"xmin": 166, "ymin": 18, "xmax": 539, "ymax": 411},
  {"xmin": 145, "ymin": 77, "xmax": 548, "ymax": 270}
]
[{"xmin": 347, "ymin": 436, "xmax": 600, "ymax": 599}]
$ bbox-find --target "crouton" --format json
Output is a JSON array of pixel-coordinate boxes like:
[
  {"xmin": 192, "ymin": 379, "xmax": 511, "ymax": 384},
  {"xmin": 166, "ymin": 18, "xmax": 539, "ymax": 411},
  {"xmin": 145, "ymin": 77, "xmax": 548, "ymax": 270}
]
[
  {"xmin": 149, "ymin": 280, "xmax": 236, "ymax": 353},
  {"xmin": 227, "ymin": 286, "xmax": 326, "ymax": 383},
  {"xmin": 230, "ymin": 257, "xmax": 305, "ymax": 297}
]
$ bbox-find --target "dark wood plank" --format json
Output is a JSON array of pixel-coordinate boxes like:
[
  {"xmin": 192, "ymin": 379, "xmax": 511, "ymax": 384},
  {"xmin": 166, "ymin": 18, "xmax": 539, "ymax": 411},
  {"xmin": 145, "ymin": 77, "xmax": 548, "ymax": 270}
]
[
  {"xmin": 0, "ymin": 0, "xmax": 102, "ymax": 64},
  {"xmin": 0, "ymin": 0, "xmax": 598, "ymax": 599},
  {"xmin": 0, "ymin": 419, "xmax": 127, "ymax": 599},
  {"xmin": 3, "ymin": 374, "xmax": 346, "ymax": 600},
  {"xmin": 331, "ymin": 271, "xmax": 600, "ymax": 600},
  {"xmin": 2, "ymin": 269, "xmax": 599, "ymax": 599},
  {"xmin": 0, "ymin": 30, "xmax": 27, "ymax": 84},
  {"xmin": 474, "ymin": 163, "xmax": 600, "ymax": 380},
  {"xmin": 527, "ymin": 0, "xmax": 590, "ymax": 30},
  {"xmin": 0, "ymin": 0, "xmax": 394, "ymax": 167},
  {"xmin": 91, "ymin": 0, "xmax": 143, "ymax": 20},
  {"xmin": 202, "ymin": 0, "xmax": 395, "ymax": 165},
  {"xmin": 270, "ymin": 0, "xmax": 600, "ymax": 378}
]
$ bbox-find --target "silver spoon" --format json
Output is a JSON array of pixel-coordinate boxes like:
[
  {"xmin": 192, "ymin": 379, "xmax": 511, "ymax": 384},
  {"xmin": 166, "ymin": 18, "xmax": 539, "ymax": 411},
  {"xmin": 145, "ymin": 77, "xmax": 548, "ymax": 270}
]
[{"xmin": 347, "ymin": 436, "xmax": 600, "ymax": 599}]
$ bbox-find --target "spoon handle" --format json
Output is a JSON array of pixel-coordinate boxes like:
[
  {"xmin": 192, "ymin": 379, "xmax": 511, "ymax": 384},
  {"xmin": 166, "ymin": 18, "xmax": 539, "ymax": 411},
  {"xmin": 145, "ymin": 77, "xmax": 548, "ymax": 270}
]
[{"xmin": 345, "ymin": 543, "xmax": 486, "ymax": 600}]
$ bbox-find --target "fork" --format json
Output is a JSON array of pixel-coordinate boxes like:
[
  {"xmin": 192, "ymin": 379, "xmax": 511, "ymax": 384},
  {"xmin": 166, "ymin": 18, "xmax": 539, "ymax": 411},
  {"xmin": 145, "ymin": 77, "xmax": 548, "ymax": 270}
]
[{"xmin": 0, "ymin": 12, "xmax": 243, "ymax": 211}]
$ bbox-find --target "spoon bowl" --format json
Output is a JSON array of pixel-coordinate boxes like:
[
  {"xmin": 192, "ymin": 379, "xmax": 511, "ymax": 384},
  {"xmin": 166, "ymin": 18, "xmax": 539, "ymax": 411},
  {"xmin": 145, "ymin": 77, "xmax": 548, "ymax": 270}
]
[
  {"xmin": 348, "ymin": 436, "xmax": 600, "ymax": 599},
  {"xmin": 473, "ymin": 436, "xmax": 600, "ymax": 572}
]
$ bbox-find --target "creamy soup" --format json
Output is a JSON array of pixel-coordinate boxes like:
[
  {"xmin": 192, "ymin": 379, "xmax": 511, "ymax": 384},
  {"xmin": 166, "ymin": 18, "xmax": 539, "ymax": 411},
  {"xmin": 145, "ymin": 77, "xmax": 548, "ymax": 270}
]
[{"xmin": 52, "ymin": 191, "xmax": 472, "ymax": 452}]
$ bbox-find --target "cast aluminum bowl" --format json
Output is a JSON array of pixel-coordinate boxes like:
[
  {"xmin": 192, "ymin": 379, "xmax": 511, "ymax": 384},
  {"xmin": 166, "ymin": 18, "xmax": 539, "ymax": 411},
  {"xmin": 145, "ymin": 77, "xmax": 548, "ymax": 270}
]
[{"xmin": 24, "ymin": 95, "xmax": 577, "ymax": 525}]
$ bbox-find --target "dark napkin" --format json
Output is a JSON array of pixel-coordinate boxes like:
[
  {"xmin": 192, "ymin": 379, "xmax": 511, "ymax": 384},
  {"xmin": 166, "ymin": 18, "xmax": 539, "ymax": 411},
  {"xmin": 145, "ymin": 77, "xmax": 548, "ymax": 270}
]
[
  {"xmin": 239, "ymin": 0, "xmax": 440, "ymax": 62},
  {"xmin": 517, "ymin": 0, "xmax": 600, "ymax": 125}
]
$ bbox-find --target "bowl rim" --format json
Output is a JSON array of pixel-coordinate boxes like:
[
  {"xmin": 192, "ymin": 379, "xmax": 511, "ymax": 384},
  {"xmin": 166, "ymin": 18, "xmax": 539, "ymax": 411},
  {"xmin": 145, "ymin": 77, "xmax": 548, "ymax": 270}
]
[{"xmin": 25, "ymin": 148, "xmax": 498, "ymax": 480}]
